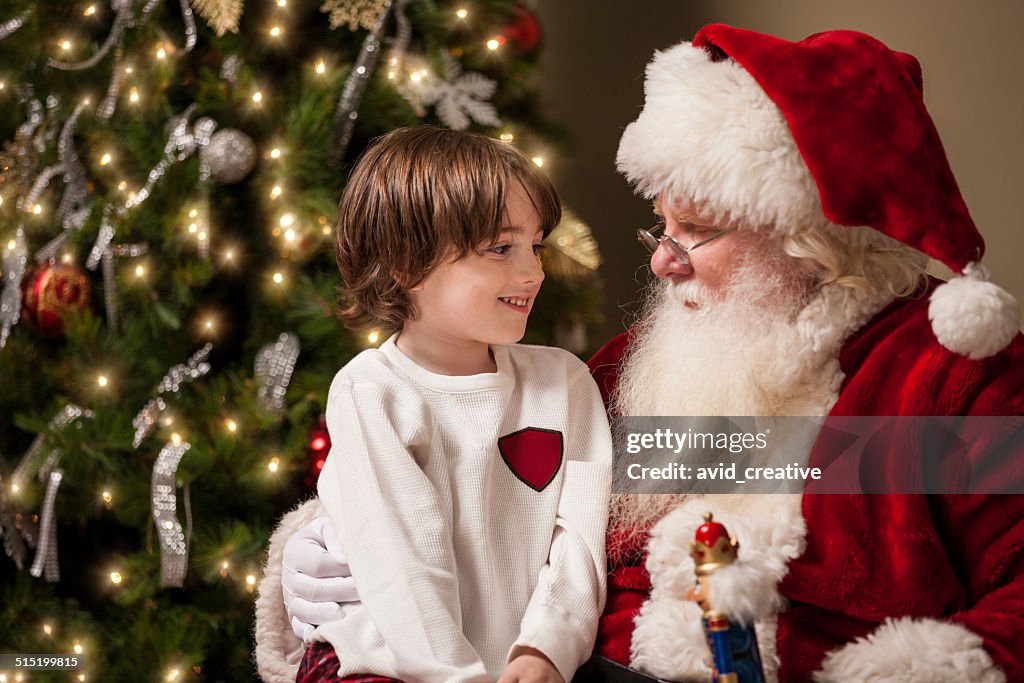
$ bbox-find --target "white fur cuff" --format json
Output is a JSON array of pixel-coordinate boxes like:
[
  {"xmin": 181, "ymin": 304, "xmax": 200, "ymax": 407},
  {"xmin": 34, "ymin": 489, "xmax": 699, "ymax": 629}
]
[
  {"xmin": 630, "ymin": 495, "xmax": 805, "ymax": 681},
  {"xmin": 814, "ymin": 617, "xmax": 1006, "ymax": 683},
  {"xmin": 254, "ymin": 498, "xmax": 322, "ymax": 683}
]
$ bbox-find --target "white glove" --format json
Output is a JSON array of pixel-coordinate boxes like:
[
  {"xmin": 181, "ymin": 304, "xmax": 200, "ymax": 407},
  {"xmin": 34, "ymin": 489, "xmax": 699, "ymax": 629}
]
[{"xmin": 282, "ymin": 515, "xmax": 359, "ymax": 641}]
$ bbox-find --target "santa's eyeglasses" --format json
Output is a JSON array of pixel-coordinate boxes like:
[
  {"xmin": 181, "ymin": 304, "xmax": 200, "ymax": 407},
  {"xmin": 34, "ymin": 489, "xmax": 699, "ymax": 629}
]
[{"xmin": 637, "ymin": 222, "xmax": 733, "ymax": 266}]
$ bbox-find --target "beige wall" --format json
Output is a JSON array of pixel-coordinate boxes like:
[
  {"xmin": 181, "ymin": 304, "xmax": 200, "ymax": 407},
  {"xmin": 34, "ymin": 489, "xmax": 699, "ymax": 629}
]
[{"xmin": 536, "ymin": 0, "xmax": 1024, "ymax": 342}]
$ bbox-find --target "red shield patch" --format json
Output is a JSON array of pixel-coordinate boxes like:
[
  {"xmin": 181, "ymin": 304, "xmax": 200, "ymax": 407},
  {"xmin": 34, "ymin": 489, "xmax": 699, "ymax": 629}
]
[{"xmin": 498, "ymin": 427, "xmax": 564, "ymax": 492}]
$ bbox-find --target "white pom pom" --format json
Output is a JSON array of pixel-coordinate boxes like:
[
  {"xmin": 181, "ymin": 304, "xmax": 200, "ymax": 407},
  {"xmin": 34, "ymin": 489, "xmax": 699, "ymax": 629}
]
[{"xmin": 928, "ymin": 263, "xmax": 1020, "ymax": 360}]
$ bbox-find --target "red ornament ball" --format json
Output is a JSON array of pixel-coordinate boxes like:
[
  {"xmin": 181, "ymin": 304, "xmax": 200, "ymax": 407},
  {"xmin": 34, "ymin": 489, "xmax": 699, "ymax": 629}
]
[
  {"xmin": 305, "ymin": 414, "xmax": 333, "ymax": 489},
  {"xmin": 501, "ymin": 4, "xmax": 542, "ymax": 55},
  {"xmin": 21, "ymin": 262, "xmax": 91, "ymax": 336}
]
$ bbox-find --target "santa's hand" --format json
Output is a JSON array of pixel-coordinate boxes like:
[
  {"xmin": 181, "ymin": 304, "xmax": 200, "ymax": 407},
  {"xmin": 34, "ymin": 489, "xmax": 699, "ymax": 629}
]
[{"xmin": 282, "ymin": 515, "xmax": 359, "ymax": 640}]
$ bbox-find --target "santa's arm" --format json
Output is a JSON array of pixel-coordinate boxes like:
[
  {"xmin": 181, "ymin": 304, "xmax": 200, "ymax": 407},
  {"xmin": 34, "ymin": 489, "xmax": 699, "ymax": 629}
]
[
  {"xmin": 815, "ymin": 502, "xmax": 1024, "ymax": 683},
  {"xmin": 816, "ymin": 464, "xmax": 1024, "ymax": 682}
]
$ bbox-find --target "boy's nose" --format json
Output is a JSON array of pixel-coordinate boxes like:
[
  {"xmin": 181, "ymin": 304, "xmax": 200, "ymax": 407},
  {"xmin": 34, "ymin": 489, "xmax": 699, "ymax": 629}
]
[{"xmin": 518, "ymin": 252, "xmax": 545, "ymax": 285}]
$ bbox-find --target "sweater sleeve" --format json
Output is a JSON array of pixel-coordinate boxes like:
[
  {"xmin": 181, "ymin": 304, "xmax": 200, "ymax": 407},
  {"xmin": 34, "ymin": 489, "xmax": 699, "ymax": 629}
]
[
  {"xmin": 317, "ymin": 378, "xmax": 489, "ymax": 683},
  {"xmin": 510, "ymin": 364, "xmax": 613, "ymax": 680}
]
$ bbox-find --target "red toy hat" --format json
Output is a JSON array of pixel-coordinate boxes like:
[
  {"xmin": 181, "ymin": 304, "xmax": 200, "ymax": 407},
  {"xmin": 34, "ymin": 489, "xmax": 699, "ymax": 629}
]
[
  {"xmin": 617, "ymin": 24, "xmax": 1019, "ymax": 359},
  {"xmin": 689, "ymin": 512, "xmax": 738, "ymax": 576}
]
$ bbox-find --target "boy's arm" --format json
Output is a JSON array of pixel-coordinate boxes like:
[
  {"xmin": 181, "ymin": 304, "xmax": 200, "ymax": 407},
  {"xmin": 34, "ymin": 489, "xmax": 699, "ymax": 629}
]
[
  {"xmin": 509, "ymin": 366, "xmax": 613, "ymax": 681},
  {"xmin": 317, "ymin": 379, "xmax": 489, "ymax": 683}
]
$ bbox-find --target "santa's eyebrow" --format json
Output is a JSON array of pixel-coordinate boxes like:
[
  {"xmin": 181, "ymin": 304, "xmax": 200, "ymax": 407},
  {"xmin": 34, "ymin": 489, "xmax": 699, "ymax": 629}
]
[
  {"xmin": 652, "ymin": 198, "xmax": 711, "ymax": 224},
  {"xmin": 662, "ymin": 208, "xmax": 715, "ymax": 227}
]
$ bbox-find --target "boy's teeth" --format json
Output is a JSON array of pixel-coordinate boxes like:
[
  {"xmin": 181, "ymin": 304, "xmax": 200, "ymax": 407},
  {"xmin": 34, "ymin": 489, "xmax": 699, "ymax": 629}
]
[{"xmin": 501, "ymin": 297, "xmax": 527, "ymax": 307}]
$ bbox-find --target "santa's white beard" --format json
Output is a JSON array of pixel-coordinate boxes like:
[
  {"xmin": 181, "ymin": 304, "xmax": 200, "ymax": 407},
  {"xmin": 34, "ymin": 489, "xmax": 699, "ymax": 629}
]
[{"xmin": 609, "ymin": 244, "xmax": 834, "ymax": 532}]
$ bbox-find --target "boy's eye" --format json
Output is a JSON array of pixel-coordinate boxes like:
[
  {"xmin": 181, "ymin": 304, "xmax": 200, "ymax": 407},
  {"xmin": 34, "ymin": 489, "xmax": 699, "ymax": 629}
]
[{"xmin": 489, "ymin": 243, "xmax": 511, "ymax": 255}]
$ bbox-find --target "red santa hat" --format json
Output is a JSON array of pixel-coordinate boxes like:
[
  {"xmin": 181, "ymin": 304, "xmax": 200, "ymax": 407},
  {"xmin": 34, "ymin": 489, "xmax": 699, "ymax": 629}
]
[{"xmin": 617, "ymin": 24, "xmax": 1019, "ymax": 359}]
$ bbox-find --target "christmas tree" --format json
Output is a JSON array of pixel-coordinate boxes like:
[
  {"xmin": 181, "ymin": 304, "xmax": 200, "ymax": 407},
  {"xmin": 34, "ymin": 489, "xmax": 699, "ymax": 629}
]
[{"xmin": 0, "ymin": 1, "xmax": 602, "ymax": 680}]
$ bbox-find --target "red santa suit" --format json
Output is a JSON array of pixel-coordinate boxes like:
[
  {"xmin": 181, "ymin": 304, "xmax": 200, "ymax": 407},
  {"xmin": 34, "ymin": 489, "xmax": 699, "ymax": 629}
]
[
  {"xmin": 601, "ymin": 23, "xmax": 1023, "ymax": 683},
  {"xmin": 588, "ymin": 281, "xmax": 1024, "ymax": 681}
]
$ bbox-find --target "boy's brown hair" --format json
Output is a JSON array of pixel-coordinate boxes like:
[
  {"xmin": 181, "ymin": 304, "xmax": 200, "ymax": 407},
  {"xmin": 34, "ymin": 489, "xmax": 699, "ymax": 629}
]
[{"xmin": 335, "ymin": 126, "xmax": 561, "ymax": 332}]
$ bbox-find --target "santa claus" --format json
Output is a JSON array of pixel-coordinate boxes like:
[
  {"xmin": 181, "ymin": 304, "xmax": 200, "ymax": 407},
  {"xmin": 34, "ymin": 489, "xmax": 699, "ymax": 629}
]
[{"xmin": 256, "ymin": 25, "xmax": 1024, "ymax": 683}]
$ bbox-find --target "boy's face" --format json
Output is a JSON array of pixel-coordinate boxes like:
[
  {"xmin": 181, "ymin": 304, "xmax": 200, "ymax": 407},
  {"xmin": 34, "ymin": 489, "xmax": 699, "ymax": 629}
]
[{"xmin": 407, "ymin": 182, "xmax": 546, "ymax": 349}]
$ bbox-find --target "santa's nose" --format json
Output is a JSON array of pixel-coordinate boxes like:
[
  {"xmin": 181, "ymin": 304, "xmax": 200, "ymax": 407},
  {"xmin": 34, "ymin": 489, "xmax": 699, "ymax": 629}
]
[{"xmin": 650, "ymin": 240, "xmax": 693, "ymax": 279}]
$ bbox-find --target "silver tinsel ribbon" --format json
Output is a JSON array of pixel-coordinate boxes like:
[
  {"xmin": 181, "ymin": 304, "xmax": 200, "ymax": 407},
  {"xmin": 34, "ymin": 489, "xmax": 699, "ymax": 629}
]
[
  {"xmin": 0, "ymin": 98, "xmax": 48, "ymax": 349},
  {"xmin": 132, "ymin": 398, "xmax": 166, "ymax": 449},
  {"xmin": 193, "ymin": 116, "xmax": 219, "ymax": 259},
  {"xmin": 156, "ymin": 343, "xmax": 213, "ymax": 393},
  {"xmin": 55, "ymin": 105, "xmax": 92, "ymax": 230},
  {"xmin": 125, "ymin": 104, "xmax": 199, "ymax": 211},
  {"xmin": 29, "ymin": 470, "xmax": 62, "ymax": 582},
  {"xmin": 48, "ymin": 0, "xmax": 136, "ymax": 71},
  {"xmin": 11, "ymin": 405, "xmax": 92, "ymax": 486},
  {"xmin": 48, "ymin": 0, "xmax": 195, "ymax": 72},
  {"xmin": 332, "ymin": 0, "xmax": 395, "ymax": 162},
  {"xmin": 11, "ymin": 405, "xmax": 93, "ymax": 581},
  {"xmin": 97, "ymin": 46, "xmax": 127, "ymax": 122},
  {"xmin": 86, "ymin": 207, "xmax": 116, "ymax": 271},
  {"xmin": 131, "ymin": 343, "xmax": 213, "ymax": 448},
  {"xmin": 255, "ymin": 333, "xmax": 300, "ymax": 414},
  {"xmin": 30, "ymin": 103, "xmax": 94, "ymax": 265},
  {"xmin": 87, "ymin": 106, "xmax": 203, "ymax": 326},
  {"xmin": 385, "ymin": 0, "xmax": 412, "ymax": 76},
  {"xmin": 152, "ymin": 440, "xmax": 190, "ymax": 587},
  {"xmin": 101, "ymin": 242, "xmax": 148, "ymax": 330},
  {"xmin": 97, "ymin": 47, "xmax": 126, "ymax": 122},
  {"xmin": 0, "ymin": 227, "xmax": 28, "ymax": 349},
  {"xmin": 2, "ymin": 94, "xmax": 45, "ymax": 202},
  {"xmin": 17, "ymin": 95, "xmax": 45, "ymax": 141},
  {"xmin": 0, "ymin": 8, "xmax": 32, "ymax": 41}
]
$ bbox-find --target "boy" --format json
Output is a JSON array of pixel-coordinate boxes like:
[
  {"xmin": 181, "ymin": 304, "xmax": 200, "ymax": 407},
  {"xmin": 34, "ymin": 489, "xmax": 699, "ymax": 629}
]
[{"xmin": 298, "ymin": 127, "xmax": 612, "ymax": 683}]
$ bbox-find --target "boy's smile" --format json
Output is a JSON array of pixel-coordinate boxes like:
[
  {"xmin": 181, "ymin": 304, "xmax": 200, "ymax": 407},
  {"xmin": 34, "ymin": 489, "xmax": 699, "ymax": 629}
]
[{"xmin": 498, "ymin": 295, "xmax": 532, "ymax": 311}]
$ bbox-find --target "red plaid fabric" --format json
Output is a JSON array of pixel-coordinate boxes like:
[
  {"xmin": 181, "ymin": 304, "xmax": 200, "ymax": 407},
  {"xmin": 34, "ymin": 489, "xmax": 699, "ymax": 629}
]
[{"xmin": 295, "ymin": 641, "xmax": 403, "ymax": 683}]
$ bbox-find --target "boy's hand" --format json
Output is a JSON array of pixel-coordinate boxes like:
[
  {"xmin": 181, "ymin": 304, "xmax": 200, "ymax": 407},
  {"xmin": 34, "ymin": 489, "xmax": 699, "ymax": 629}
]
[{"xmin": 496, "ymin": 647, "xmax": 564, "ymax": 683}]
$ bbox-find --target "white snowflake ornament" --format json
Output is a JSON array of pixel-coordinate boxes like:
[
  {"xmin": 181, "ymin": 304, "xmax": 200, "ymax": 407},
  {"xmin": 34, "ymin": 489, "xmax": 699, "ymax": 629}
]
[{"xmin": 399, "ymin": 53, "xmax": 501, "ymax": 130}]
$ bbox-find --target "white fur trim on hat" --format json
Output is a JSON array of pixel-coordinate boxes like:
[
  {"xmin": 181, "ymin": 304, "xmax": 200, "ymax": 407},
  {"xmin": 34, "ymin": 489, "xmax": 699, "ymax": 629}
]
[
  {"xmin": 616, "ymin": 41, "xmax": 826, "ymax": 236},
  {"xmin": 929, "ymin": 262, "xmax": 1020, "ymax": 360},
  {"xmin": 814, "ymin": 617, "xmax": 1006, "ymax": 683},
  {"xmin": 630, "ymin": 495, "xmax": 805, "ymax": 681},
  {"xmin": 254, "ymin": 498, "xmax": 321, "ymax": 683}
]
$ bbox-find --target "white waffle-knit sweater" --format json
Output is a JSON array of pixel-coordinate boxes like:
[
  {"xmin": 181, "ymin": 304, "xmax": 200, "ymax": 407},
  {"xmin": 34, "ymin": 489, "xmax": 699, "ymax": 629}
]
[{"xmin": 315, "ymin": 335, "xmax": 612, "ymax": 682}]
